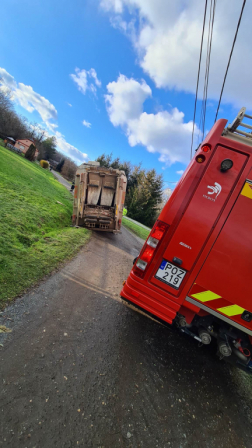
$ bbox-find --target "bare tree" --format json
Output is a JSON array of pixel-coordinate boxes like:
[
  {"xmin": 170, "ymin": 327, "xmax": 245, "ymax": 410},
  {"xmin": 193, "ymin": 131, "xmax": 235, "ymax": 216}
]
[
  {"xmin": 0, "ymin": 86, "xmax": 31, "ymax": 139},
  {"xmin": 61, "ymin": 158, "xmax": 77, "ymax": 181},
  {"xmin": 0, "ymin": 86, "xmax": 13, "ymax": 113},
  {"xmin": 29, "ymin": 122, "xmax": 46, "ymax": 142}
]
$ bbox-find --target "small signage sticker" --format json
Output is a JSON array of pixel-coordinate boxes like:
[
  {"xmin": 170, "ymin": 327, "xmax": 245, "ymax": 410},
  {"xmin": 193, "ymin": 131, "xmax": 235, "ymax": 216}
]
[{"xmin": 241, "ymin": 181, "xmax": 252, "ymax": 200}]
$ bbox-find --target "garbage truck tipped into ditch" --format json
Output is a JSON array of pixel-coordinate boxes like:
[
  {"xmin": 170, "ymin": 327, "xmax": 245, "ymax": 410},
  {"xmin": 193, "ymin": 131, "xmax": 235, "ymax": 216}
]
[
  {"xmin": 72, "ymin": 161, "xmax": 127, "ymax": 233},
  {"xmin": 121, "ymin": 107, "xmax": 252, "ymax": 373}
]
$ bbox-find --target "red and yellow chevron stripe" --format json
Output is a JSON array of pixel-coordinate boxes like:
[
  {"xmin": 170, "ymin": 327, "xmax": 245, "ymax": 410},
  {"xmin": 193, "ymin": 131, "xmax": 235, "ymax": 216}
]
[{"xmin": 188, "ymin": 284, "xmax": 252, "ymax": 333}]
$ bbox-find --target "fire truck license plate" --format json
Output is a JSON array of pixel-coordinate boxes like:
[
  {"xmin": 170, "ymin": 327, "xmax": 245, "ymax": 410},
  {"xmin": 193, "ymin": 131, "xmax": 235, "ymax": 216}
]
[{"xmin": 155, "ymin": 260, "xmax": 186, "ymax": 289}]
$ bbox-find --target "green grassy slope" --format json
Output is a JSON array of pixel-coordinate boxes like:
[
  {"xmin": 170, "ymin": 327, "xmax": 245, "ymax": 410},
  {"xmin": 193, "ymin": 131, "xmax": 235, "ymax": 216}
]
[
  {"xmin": 122, "ymin": 217, "xmax": 150, "ymax": 240},
  {"xmin": 0, "ymin": 146, "xmax": 90, "ymax": 307}
]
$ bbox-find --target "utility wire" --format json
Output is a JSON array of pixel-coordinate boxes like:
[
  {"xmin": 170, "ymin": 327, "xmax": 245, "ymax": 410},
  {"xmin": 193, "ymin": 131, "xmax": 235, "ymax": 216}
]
[
  {"xmin": 214, "ymin": 0, "xmax": 247, "ymax": 122},
  {"xmin": 199, "ymin": 0, "xmax": 217, "ymax": 140},
  {"xmin": 202, "ymin": 0, "xmax": 217, "ymax": 138},
  {"xmin": 199, "ymin": 0, "xmax": 213, "ymax": 137},
  {"xmin": 190, "ymin": 0, "xmax": 208, "ymax": 159}
]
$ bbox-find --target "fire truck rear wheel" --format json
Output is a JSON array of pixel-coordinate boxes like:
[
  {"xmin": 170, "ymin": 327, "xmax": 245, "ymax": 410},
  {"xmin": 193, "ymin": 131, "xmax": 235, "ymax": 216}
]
[
  {"xmin": 198, "ymin": 328, "xmax": 211, "ymax": 345},
  {"xmin": 218, "ymin": 340, "xmax": 232, "ymax": 357}
]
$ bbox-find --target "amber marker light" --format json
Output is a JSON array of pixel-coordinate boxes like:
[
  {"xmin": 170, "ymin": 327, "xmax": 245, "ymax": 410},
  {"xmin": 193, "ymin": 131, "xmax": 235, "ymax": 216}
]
[{"xmin": 196, "ymin": 155, "xmax": 206, "ymax": 163}]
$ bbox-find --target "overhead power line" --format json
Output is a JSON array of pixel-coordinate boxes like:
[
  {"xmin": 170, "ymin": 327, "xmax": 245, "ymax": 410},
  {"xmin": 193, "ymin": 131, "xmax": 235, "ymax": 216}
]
[
  {"xmin": 190, "ymin": 0, "xmax": 208, "ymax": 159},
  {"xmin": 215, "ymin": 0, "xmax": 247, "ymax": 122},
  {"xmin": 199, "ymin": 0, "xmax": 213, "ymax": 138},
  {"xmin": 200, "ymin": 0, "xmax": 217, "ymax": 139}
]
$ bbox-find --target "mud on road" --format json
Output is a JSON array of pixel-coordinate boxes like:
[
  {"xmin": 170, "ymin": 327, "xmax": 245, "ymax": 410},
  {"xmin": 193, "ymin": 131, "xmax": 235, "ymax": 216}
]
[{"xmin": 0, "ymin": 227, "xmax": 252, "ymax": 448}]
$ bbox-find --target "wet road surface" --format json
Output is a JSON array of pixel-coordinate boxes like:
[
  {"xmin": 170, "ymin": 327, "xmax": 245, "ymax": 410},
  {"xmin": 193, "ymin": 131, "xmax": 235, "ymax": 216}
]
[{"xmin": 0, "ymin": 228, "xmax": 252, "ymax": 448}]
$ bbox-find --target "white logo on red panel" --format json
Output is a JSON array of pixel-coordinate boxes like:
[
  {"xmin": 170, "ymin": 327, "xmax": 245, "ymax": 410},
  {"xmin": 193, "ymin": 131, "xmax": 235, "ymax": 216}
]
[
  {"xmin": 179, "ymin": 242, "xmax": 192, "ymax": 250},
  {"xmin": 207, "ymin": 182, "xmax": 222, "ymax": 198},
  {"xmin": 203, "ymin": 182, "xmax": 222, "ymax": 202}
]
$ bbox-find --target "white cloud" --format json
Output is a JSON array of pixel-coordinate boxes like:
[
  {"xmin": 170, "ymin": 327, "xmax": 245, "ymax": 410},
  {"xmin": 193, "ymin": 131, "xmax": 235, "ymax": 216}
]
[
  {"xmin": 0, "ymin": 67, "xmax": 57, "ymax": 126},
  {"xmin": 105, "ymin": 74, "xmax": 151, "ymax": 126},
  {"xmin": 89, "ymin": 68, "xmax": 102, "ymax": 87},
  {"xmin": 70, "ymin": 68, "xmax": 88, "ymax": 94},
  {"xmin": 82, "ymin": 119, "xmax": 92, "ymax": 128},
  {"xmin": 30, "ymin": 124, "xmax": 88, "ymax": 164},
  {"xmin": 55, "ymin": 131, "xmax": 88, "ymax": 165},
  {"xmin": 15, "ymin": 83, "xmax": 58, "ymax": 123},
  {"xmin": 176, "ymin": 170, "xmax": 184, "ymax": 175},
  {"xmin": 0, "ymin": 67, "xmax": 17, "ymax": 90},
  {"xmin": 100, "ymin": 0, "xmax": 124, "ymax": 13},
  {"xmin": 105, "ymin": 74, "xmax": 199, "ymax": 165},
  {"xmin": 67, "ymin": 102, "xmax": 72, "ymax": 107},
  {"xmin": 70, "ymin": 68, "xmax": 101, "ymax": 95},
  {"xmin": 0, "ymin": 67, "xmax": 88, "ymax": 164},
  {"xmin": 100, "ymin": 0, "xmax": 252, "ymax": 110}
]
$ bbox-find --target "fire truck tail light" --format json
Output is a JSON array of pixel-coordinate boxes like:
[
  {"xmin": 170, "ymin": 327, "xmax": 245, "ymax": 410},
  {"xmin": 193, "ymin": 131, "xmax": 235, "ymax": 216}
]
[
  {"xmin": 141, "ymin": 246, "xmax": 155, "ymax": 263},
  {"xmin": 151, "ymin": 221, "xmax": 168, "ymax": 240},
  {"xmin": 136, "ymin": 259, "xmax": 147, "ymax": 271},
  {"xmin": 147, "ymin": 236, "xmax": 159, "ymax": 248},
  {"xmin": 201, "ymin": 144, "xmax": 211, "ymax": 153},
  {"xmin": 133, "ymin": 220, "xmax": 169, "ymax": 278}
]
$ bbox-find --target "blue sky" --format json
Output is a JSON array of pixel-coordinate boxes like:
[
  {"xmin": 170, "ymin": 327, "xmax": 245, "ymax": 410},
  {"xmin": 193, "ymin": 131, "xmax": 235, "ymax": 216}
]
[{"xmin": 1, "ymin": 0, "xmax": 251, "ymax": 189}]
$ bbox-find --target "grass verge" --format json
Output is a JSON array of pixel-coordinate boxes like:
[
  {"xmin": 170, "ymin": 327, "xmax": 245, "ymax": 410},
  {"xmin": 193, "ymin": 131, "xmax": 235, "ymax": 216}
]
[
  {"xmin": 122, "ymin": 217, "xmax": 150, "ymax": 240},
  {"xmin": 0, "ymin": 145, "xmax": 90, "ymax": 308}
]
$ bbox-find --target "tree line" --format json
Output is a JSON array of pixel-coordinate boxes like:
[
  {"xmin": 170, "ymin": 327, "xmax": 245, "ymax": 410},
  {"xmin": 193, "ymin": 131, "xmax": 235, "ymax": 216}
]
[
  {"xmin": 0, "ymin": 86, "xmax": 77, "ymax": 180},
  {"xmin": 96, "ymin": 154, "xmax": 163, "ymax": 227}
]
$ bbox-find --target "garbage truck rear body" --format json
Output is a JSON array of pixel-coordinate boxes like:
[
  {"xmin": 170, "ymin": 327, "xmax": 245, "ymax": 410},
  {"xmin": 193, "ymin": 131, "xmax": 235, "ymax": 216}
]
[
  {"xmin": 72, "ymin": 161, "xmax": 127, "ymax": 233},
  {"xmin": 121, "ymin": 108, "xmax": 252, "ymax": 372}
]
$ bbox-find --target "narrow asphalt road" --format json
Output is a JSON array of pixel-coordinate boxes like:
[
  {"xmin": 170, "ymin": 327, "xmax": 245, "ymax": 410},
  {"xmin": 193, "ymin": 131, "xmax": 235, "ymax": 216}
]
[
  {"xmin": 1, "ymin": 228, "xmax": 252, "ymax": 448},
  {"xmin": 51, "ymin": 170, "xmax": 72, "ymax": 190}
]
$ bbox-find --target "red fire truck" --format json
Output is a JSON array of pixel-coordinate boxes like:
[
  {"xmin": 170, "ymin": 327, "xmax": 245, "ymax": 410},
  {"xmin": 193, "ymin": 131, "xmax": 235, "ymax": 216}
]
[{"xmin": 121, "ymin": 107, "xmax": 252, "ymax": 372}]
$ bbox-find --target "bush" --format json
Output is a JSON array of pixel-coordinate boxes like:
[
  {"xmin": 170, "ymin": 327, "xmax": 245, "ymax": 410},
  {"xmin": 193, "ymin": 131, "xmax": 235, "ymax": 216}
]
[{"xmin": 40, "ymin": 159, "xmax": 49, "ymax": 169}]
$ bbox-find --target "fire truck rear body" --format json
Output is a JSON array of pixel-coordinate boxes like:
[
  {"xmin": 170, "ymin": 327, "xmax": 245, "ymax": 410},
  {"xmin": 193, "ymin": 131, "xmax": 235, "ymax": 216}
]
[{"xmin": 121, "ymin": 108, "xmax": 252, "ymax": 371}]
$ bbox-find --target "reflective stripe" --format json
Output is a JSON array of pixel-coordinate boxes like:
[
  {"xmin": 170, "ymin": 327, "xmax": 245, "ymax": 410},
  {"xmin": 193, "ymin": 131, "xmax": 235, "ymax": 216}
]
[
  {"xmin": 217, "ymin": 304, "xmax": 245, "ymax": 317},
  {"xmin": 186, "ymin": 296, "xmax": 252, "ymax": 336},
  {"xmin": 191, "ymin": 290, "xmax": 222, "ymax": 303}
]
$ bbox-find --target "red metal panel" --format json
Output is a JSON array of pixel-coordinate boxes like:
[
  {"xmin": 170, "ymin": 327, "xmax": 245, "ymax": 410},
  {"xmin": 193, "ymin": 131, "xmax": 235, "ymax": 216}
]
[
  {"xmin": 121, "ymin": 281, "xmax": 176, "ymax": 324},
  {"xmin": 150, "ymin": 147, "xmax": 247, "ymax": 300},
  {"xmin": 126, "ymin": 274, "xmax": 180, "ymax": 313},
  {"xmin": 193, "ymin": 175, "xmax": 252, "ymax": 322},
  {"xmin": 151, "ymin": 152, "xmax": 248, "ymax": 296},
  {"xmin": 161, "ymin": 147, "xmax": 247, "ymax": 271}
]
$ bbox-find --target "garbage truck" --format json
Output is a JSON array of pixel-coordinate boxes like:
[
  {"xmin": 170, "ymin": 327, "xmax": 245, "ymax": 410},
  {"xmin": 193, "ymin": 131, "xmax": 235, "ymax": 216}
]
[
  {"xmin": 72, "ymin": 161, "xmax": 127, "ymax": 233},
  {"xmin": 121, "ymin": 107, "xmax": 252, "ymax": 372}
]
